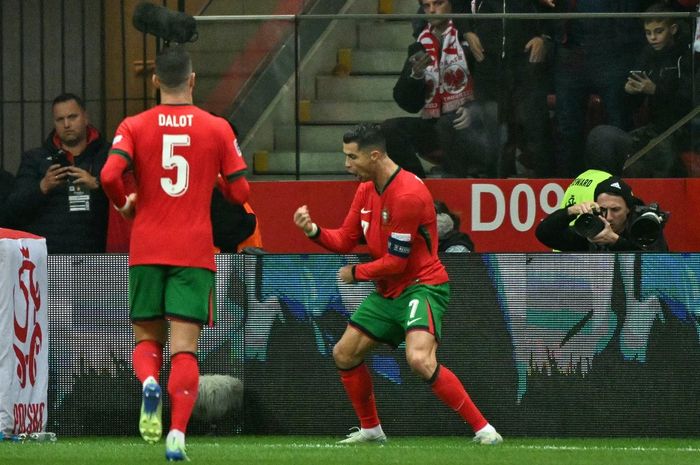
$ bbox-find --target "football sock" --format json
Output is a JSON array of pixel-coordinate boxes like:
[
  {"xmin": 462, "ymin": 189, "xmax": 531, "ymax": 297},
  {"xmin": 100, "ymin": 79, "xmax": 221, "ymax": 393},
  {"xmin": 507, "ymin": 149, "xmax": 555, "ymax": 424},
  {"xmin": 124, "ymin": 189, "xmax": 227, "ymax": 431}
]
[
  {"xmin": 429, "ymin": 364, "xmax": 487, "ymax": 432},
  {"xmin": 168, "ymin": 352, "xmax": 199, "ymax": 433},
  {"xmin": 339, "ymin": 363, "xmax": 381, "ymax": 429},
  {"xmin": 362, "ymin": 425, "xmax": 385, "ymax": 438},
  {"xmin": 132, "ymin": 340, "xmax": 163, "ymax": 384}
]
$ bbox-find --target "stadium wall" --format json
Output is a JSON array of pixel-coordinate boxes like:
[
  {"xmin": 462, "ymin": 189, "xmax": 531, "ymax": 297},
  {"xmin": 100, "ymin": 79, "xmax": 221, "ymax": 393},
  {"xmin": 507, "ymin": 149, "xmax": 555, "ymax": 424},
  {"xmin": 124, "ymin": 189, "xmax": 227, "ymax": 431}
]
[
  {"xmin": 47, "ymin": 253, "xmax": 700, "ymax": 437},
  {"xmin": 247, "ymin": 178, "xmax": 700, "ymax": 253}
]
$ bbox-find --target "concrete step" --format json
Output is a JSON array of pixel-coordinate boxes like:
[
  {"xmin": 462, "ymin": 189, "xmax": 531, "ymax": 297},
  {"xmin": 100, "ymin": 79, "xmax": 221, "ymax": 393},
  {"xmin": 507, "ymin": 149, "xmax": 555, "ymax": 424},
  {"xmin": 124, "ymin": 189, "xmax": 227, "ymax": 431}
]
[
  {"xmin": 386, "ymin": 0, "xmax": 420, "ymax": 14},
  {"xmin": 315, "ymin": 75, "xmax": 398, "ymax": 101},
  {"xmin": 202, "ymin": 0, "xmax": 296, "ymax": 15},
  {"xmin": 253, "ymin": 150, "xmax": 347, "ymax": 175},
  {"xmin": 357, "ymin": 21, "xmax": 413, "ymax": 50},
  {"xmin": 275, "ymin": 124, "xmax": 355, "ymax": 151},
  {"xmin": 350, "ymin": 49, "xmax": 406, "ymax": 74},
  {"xmin": 302, "ymin": 100, "xmax": 413, "ymax": 123},
  {"xmin": 252, "ymin": 148, "xmax": 437, "ymax": 177}
]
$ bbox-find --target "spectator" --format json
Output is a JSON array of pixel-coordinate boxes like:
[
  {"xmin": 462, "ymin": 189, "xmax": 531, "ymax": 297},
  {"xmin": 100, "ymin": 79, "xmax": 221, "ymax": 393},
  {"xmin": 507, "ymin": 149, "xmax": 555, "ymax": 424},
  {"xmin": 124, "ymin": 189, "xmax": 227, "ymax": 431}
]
[
  {"xmin": 5, "ymin": 93, "xmax": 109, "ymax": 253},
  {"xmin": 539, "ymin": 0, "xmax": 646, "ymax": 177},
  {"xmin": 462, "ymin": 0, "xmax": 553, "ymax": 177},
  {"xmin": 536, "ymin": 176, "xmax": 669, "ymax": 251},
  {"xmin": 383, "ymin": 0, "xmax": 490, "ymax": 178},
  {"xmin": 586, "ymin": 3, "xmax": 694, "ymax": 178},
  {"xmin": 435, "ymin": 200, "xmax": 475, "ymax": 252}
]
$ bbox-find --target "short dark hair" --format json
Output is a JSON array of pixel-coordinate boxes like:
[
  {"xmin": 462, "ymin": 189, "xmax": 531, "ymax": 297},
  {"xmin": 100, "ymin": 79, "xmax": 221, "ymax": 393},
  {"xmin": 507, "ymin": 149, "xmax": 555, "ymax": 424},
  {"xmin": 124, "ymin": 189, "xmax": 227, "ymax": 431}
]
[
  {"xmin": 643, "ymin": 3, "xmax": 676, "ymax": 25},
  {"xmin": 155, "ymin": 45, "xmax": 192, "ymax": 88},
  {"xmin": 343, "ymin": 123, "xmax": 386, "ymax": 152},
  {"xmin": 52, "ymin": 93, "xmax": 85, "ymax": 110}
]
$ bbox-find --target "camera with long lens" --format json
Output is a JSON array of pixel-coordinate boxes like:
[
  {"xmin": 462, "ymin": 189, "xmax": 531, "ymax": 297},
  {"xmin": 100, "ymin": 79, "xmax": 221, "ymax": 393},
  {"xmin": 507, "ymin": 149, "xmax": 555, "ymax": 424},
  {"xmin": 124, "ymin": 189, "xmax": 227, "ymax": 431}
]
[
  {"xmin": 629, "ymin": 203, "xmax": 669, "ymax": 247},
  {"xmin": 572, "ymin": 207, "xmax": 608, "ymax": 239}
]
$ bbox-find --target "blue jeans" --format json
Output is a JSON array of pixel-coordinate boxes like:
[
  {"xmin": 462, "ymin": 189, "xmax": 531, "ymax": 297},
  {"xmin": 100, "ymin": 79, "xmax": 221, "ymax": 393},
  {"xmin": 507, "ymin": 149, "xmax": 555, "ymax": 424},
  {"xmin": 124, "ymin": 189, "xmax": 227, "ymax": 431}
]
[{"xmin": 554, "ymin": 46, "xmax": 633, "ymax": 177}]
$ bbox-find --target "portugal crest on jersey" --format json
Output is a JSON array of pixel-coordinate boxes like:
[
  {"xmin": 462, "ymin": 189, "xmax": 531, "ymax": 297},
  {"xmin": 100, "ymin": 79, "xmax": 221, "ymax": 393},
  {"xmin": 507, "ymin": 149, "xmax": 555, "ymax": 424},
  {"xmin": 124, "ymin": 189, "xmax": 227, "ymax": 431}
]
[{"xmin": 381, "ymin": 208, "xmax": 390, "ymax": 225}]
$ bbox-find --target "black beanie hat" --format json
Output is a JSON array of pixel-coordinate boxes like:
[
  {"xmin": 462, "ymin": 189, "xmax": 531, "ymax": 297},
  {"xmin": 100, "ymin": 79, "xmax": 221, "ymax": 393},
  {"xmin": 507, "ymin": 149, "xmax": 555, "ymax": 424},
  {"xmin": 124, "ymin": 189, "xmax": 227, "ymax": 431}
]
[{"xmin": 594, "ymin": 176, "xmax": 634, "ymax": 208}]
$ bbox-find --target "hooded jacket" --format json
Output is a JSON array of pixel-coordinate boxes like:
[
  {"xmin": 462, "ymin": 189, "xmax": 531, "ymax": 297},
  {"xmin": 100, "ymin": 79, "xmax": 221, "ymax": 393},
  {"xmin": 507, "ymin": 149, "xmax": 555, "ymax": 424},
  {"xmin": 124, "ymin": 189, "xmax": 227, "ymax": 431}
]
[{"xmin": 6, "ymin": 126, "xmax": 110, "ymax": 253}]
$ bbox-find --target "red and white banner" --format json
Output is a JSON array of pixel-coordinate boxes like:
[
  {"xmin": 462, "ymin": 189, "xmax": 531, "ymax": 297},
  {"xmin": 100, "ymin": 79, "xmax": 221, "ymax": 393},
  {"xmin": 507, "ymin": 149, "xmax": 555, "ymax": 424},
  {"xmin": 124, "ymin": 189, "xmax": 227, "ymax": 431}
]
[
  {"xmin": 0, "ymin": 229, "xmax": 48, "ymax": 435},
  {"xmin": 248, "ymin": 178, "xmax": 700, "ymax": 253}
]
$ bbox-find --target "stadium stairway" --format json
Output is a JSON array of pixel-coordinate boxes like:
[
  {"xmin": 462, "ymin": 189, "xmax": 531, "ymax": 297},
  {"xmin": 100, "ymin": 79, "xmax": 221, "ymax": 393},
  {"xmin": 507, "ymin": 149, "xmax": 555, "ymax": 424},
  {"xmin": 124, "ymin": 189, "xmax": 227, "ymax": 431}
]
[{"xmin": 239, "ymin": 0, "xmax": 432, "ymax": 179}]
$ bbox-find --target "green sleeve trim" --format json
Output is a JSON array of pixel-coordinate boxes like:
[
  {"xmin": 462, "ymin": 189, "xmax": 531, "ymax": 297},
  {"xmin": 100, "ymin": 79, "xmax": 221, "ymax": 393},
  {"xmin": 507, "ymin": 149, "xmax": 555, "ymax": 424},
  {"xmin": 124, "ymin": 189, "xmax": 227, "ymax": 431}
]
[
  {"xmin": 225, "ymin": 169, "xmax": 248, "ymax": 182},
  {"xmin": 109, "ymin": 149, "xmax": 133, "ymax": 166}
]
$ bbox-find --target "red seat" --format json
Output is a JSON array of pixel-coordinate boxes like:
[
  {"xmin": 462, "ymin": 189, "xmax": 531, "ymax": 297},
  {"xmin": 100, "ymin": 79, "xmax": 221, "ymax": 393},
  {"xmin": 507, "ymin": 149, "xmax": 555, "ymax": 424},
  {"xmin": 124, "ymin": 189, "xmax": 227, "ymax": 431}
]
[{"xmin": 681, "ymin": 151, "xmax": 700, "ymax": 177}]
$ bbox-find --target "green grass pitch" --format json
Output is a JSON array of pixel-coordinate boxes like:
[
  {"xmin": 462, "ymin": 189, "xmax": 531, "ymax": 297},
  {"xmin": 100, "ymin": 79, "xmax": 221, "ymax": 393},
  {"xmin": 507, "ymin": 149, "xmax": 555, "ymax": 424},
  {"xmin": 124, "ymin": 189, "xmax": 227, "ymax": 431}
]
[{"xmin": 2, "ymin": 436, "xmax": 700, "ymax": 465}]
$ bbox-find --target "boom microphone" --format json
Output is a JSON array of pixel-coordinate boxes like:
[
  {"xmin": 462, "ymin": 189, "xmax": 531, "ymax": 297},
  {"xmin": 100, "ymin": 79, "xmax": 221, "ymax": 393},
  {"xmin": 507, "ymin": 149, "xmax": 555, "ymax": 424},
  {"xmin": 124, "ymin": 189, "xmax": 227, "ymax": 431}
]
[{"xmin": 132, "ymin": 2, "xmax": 198, "ymax": 44}]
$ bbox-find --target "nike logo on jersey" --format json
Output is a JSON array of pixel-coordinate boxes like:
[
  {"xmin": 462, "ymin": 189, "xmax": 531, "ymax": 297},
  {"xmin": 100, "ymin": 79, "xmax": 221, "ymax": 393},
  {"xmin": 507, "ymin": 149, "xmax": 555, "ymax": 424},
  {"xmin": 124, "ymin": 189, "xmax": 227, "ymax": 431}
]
[
  {"xmin": 361, "ymin": 208, "xmax": 372, "ymax": 214},
  {"xmin": 407, "ymin": 317, "xmax": 422, "ymax": 326}
]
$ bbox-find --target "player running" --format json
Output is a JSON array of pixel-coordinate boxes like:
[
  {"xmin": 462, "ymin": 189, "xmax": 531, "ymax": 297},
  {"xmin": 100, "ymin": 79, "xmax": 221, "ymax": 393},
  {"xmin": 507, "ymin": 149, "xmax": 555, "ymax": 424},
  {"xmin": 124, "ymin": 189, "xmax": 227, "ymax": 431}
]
[{"xmin": 101, "ymin": 45, "xmax": 249, "ymax": 461}]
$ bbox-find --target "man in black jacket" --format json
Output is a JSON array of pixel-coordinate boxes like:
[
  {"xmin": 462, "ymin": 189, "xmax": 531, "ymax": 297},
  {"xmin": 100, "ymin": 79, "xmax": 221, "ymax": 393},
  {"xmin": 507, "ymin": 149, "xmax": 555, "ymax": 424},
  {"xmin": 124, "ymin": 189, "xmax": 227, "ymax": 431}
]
[
  {"xmin": 382, "ymin": 0, "xmax": 490, "ymax": 178},
  {"xmin": 463, "ymin": 0, "xmax": 552, "ymax": 177},
  {"xmin": 585, "ymin": 3, "xmax": 694, "ymax": 178},
  {"xmin": 538, "ymin": 0, "xmax": 647, "ymax": 177},
  {"xmin": 6, "ymin": 93, "xmax": 109, "ymax": 253},
  {"xmin": 535, "ymin": 176, "xmax": 669, "ymax": 251}
]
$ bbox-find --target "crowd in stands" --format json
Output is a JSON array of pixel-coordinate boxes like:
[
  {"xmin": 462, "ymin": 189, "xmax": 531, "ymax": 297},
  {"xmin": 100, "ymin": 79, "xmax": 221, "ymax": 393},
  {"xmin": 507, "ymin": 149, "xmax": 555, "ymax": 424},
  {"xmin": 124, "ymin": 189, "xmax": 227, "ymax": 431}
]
[
  {"xmin": 0, "ymin": 0, "xmax": 698, "ymax": 254},
  {"xmin": 384, "ymin": 0, "xmax": 700, "ymax": 179},
  {"xmin": 0, "ymin": 93, "xmax": 262, "ymax": 254}
]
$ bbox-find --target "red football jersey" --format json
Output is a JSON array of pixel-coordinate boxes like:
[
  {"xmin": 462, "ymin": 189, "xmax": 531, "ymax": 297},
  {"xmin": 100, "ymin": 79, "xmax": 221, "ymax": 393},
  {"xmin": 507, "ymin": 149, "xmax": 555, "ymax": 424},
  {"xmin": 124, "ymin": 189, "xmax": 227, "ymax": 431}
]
[
  {"xmin": 316, "ymin": 169, "xmax": 448, "ymax": 297},
  {"xmin": 108, "ymin": 105, "xmax": 247, "ymax": 270}
]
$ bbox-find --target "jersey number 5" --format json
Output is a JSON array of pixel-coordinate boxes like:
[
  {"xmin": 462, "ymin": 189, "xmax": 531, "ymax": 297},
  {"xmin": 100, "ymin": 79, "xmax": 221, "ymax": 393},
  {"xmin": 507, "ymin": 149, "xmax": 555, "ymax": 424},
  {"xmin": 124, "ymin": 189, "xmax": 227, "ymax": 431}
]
[{"xmin": 161, "ymin": 134, "xmax": 190, "ymax": 197}]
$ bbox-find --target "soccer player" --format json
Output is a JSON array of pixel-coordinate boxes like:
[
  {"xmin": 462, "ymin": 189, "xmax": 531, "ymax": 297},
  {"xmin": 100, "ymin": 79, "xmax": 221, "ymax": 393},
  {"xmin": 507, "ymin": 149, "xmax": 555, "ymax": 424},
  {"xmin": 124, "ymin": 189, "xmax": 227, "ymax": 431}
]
[
  {"xmin": 100, "ymin": 45, "xmax": 249, "ymax": 461},
  {"xmin": 292, "ymin": 123, "xmax": 502, "ymax": 445}
]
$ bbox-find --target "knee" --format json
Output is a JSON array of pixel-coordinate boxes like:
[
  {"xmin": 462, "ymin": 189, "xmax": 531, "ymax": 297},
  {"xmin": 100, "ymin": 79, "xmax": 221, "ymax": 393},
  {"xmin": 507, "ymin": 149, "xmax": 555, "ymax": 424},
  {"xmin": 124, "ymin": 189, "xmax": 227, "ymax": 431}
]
[
  {"xmin": 405, "ymin": 349, "xmax": 435, "ymax": 380},
  {"xmin": 332, "ymin": 341, "xmax": 357, "ymax": 369}
]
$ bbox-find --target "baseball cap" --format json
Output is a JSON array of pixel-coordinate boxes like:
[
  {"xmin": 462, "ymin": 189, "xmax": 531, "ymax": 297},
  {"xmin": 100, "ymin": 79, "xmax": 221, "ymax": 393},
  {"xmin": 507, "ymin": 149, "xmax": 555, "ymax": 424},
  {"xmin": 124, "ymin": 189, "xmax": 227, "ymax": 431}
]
[{"xmin": 594, "ymin": 176, "xmax": 635, "ymax": 208}]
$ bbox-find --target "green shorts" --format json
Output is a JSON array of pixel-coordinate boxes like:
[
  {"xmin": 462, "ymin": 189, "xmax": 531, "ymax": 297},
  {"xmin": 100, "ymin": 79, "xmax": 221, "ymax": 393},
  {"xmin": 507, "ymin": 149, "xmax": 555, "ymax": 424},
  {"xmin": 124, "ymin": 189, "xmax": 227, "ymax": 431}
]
[
  {"xmin": 129, "ymin": 265, "xmax": 216, "ymax": 326},
  {"xmin": 349, "ymin": 283, "xmax": 450, "ymax": 347}
]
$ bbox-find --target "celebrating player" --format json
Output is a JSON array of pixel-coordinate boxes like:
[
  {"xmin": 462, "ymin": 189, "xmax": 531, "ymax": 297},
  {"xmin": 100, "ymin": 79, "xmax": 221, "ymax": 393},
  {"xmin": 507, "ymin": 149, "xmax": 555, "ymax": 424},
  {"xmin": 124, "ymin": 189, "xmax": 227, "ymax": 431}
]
[
  {"xmin": 293, "ymin": 123, "xmax": 502, "ymax": 445},
  {"xmin": 100, "ymin": 45, "xmax": 249, "ymax": 461}
]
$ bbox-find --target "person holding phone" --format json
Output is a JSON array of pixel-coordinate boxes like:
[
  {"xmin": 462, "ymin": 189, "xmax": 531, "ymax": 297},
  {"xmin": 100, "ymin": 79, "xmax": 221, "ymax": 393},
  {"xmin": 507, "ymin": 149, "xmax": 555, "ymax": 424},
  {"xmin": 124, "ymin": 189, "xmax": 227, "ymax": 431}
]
[
  {"xmin": 5, "ymin": 93, "xmax": 110, "ymax": 252},
  {"xmin": 586, "ymin": 3, "xmax": 694, "ymax": 178},
  {"xmin": 382, "ymin": 0, "xmax": 490, "ymax": 179}
]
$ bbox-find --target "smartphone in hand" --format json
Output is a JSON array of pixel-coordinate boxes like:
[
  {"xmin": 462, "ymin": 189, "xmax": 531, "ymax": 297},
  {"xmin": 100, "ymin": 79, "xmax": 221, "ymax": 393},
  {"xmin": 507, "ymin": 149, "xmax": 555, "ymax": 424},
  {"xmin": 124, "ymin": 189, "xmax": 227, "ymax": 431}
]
[{"xmin": 50, "ymin": 150, "xmax": 72, "ymax": 167}]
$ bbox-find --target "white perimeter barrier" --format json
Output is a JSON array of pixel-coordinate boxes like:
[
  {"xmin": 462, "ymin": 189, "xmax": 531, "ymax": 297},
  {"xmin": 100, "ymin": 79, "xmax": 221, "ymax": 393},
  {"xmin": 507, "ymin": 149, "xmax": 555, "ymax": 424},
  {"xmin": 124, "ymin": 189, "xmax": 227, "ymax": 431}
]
[{"xmin": 0, "ymin": 229, "xmax": 48, "ymax": 435}]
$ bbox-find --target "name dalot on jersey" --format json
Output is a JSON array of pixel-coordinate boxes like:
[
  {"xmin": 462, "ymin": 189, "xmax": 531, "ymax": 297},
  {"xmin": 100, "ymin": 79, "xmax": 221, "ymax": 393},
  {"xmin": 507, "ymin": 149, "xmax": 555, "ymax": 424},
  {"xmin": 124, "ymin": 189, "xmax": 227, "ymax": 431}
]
[{"xmin": 158, "ymin": 114, "xmax": 193, "ymax": 127}]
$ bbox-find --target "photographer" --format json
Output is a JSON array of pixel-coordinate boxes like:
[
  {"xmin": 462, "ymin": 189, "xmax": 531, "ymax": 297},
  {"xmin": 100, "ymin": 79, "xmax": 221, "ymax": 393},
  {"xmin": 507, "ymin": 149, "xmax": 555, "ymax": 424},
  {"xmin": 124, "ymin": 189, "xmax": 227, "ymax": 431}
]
[{"xmin": 535, "ymin": 177, "xmax": 669, "ymax": 251}]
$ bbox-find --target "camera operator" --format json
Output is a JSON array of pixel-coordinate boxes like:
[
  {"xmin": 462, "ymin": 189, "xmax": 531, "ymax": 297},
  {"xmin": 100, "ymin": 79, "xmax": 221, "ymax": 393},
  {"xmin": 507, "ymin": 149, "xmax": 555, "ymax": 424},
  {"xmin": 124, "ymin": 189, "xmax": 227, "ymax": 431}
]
[{"xmin": 535, "ymin": 177, "xmax": 669, "ymax": 252}]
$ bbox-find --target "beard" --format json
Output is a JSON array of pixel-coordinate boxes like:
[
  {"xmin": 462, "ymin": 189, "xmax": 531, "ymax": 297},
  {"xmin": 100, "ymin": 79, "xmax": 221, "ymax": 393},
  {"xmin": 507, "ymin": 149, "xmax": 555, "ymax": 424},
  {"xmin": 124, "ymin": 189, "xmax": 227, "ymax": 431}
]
[{"xmin": 59, "ymin": 131, "xmax": 85, "ymax": 148}]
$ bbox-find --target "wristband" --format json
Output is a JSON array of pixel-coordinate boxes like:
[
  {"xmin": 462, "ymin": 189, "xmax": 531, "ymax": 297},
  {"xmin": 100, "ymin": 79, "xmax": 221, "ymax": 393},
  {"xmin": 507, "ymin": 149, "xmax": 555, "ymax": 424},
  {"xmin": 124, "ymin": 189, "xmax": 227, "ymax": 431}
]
[
  {"xmin": 114, "ymin": 195, "xmax": 132, "ymax": 213},
  {"xmin": 305, "ymin": 223, "xmax": 319, "ymax": 237}
]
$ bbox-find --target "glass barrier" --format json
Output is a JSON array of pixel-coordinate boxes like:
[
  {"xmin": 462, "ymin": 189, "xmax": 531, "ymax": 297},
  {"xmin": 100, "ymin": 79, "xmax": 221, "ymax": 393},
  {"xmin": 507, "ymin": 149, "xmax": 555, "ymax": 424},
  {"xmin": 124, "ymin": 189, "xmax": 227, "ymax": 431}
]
[
  {"xmin": 0, "ymin": 4, "xmax": 697, "ymax": 181},
  {"xmin": 190, "ymin": 10, "xmax": 699, "ymax": 180}
]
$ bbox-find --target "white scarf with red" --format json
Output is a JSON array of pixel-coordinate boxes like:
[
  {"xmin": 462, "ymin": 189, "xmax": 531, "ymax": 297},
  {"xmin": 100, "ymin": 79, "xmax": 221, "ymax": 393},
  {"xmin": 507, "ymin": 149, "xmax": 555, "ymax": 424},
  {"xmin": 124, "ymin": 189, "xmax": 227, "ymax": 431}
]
[{"xmin": 417, "ymin": 20, "xmax": 473, "ymax": 119}]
